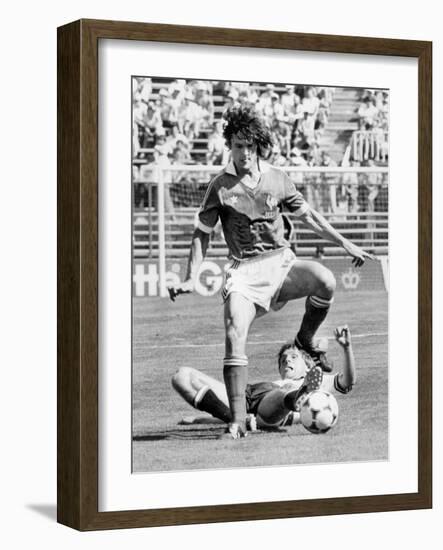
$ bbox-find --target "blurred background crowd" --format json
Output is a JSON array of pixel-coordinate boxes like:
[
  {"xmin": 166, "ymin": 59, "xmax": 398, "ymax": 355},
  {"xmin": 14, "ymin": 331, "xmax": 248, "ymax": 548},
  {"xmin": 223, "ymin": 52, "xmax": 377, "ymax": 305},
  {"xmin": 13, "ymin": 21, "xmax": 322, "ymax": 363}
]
[
  {"xmin": 132, "ymin": 78, "xmax": 389, "ymax": 215},
  {"xmin": 132, "ymin": 77, "xmax": 336, "ymax": 166}
]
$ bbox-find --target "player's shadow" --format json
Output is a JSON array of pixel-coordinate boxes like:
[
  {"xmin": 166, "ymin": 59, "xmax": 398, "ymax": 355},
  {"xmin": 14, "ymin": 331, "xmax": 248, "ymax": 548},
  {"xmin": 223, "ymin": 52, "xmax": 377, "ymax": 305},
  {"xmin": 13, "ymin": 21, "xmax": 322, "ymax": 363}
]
[
  {"xmin": 133, "ymin": 426, "xmax": 294, "ymax": 441},
  {"xmin": 133, "ymin": 426, "xmax": 225, "ymax": 441}
]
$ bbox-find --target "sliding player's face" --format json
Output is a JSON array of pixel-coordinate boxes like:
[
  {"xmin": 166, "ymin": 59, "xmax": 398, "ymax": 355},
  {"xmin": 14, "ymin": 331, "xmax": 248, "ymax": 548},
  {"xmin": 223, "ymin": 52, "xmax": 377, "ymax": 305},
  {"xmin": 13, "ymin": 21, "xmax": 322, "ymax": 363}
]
[
  {"xmin": 231, "ymin": 133, "xmax": 258, "ymax": 174},
  {"xmin": 278, "ymin": 349, "xmax": 308, "ymax": 380}
]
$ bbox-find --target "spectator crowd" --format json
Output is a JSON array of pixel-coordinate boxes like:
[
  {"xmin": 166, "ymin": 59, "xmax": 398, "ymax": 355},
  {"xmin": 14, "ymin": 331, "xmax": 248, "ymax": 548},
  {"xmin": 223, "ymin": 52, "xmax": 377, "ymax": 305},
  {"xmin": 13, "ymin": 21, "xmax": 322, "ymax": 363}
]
[
  {"xmin": 132, "ymin": 78, "xmax": 387, "ymax": 215},
  {"xmin": 353, "ymin": 89, "xmax": 389, "ymax": 162},
  {"xmin": 357, "ymin": 89, "xmax": 389, "ymax": 132},
  {"xmin": 133, "ymin": 77, "xmax": 334, "ymax": 168}
]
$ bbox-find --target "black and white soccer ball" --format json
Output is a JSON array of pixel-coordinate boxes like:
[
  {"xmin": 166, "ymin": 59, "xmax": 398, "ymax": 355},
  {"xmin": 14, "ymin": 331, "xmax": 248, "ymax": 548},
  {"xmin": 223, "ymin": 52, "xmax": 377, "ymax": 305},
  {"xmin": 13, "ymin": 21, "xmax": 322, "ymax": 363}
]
[{"xmin": 300, "ymin": 390, "xmax": 339, "ymax": 434}]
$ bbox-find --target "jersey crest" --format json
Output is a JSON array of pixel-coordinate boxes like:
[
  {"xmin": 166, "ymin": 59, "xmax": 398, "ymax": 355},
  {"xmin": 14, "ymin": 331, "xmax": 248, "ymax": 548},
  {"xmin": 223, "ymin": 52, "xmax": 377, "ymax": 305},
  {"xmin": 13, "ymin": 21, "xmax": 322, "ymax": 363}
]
[
  {"xmin": 265, "ymin": 194, "xmax": 278, "ymax": 209},
  {"xmin": 264, "ymin": 194, "xmax": 279, "ymax": 219}
]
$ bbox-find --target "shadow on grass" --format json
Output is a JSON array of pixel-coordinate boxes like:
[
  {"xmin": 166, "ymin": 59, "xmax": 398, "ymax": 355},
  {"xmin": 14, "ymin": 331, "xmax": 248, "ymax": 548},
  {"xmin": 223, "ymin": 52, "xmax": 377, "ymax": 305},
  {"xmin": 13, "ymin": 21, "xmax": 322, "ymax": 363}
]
[
  {"xmin": 133, "ymin": 425, "xmax": 291, "ymax": 441},
  {"xmin": 133, "ymin": 426, "xmax": 226, "ymax": 441}
]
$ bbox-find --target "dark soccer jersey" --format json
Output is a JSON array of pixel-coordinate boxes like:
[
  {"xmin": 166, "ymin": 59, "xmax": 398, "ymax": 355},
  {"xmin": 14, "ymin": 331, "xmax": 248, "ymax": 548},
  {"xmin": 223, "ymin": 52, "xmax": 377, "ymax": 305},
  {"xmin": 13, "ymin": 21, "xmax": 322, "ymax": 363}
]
[{"xmin": 198, "ymin": 160, "xmax": 309, "ymax": 259}]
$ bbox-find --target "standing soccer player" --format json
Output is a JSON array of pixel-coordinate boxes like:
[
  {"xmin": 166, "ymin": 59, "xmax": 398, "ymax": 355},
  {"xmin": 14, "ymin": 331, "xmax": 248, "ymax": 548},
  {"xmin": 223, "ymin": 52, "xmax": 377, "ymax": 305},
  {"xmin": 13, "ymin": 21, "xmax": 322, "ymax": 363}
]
[{"xmin": 169, "ymin": 104, "xmax": 372, "ymax": 439}]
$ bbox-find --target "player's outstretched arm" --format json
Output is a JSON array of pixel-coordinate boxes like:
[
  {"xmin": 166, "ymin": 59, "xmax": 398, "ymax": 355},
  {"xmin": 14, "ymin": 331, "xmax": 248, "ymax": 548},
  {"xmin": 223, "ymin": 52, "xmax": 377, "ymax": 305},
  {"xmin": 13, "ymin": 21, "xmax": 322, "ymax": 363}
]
[
  {"xmin": 168, "ymin": 228, "xmax": 210, "ymax": 301},
  {"xmin": 334, "ymin": 325, "xmax": 356, "ymax": 392},
  {"xmin": 298, "ymin": 208, "xmax": 375, "ymax": 267}
]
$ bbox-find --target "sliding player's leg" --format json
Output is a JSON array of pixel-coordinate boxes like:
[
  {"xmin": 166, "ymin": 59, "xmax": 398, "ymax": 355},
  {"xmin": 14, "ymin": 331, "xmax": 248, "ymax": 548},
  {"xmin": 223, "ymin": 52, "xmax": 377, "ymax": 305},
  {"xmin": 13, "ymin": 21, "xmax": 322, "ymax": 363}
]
[
  {"xmin": 255, "ymin": 364, "xmax": 324, "ymax": 428},
  {"xmin": 171, "ymin": 367, "xmax": 231, "ymax": 423},
  {"xmin": 278, "ymin": 259, "xmax": 336, "ymax": 371},
  {"xmin": 255, "ymin": 388, "xmax": 290, "ymax": 428},
  {"xmin": 223, "ymin": 292, "xmax": 257, "ymax": 438}
]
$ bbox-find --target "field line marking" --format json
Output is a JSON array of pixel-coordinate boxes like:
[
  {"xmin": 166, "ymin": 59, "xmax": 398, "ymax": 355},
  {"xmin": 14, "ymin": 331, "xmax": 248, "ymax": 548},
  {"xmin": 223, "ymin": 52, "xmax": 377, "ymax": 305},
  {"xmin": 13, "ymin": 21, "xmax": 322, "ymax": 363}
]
[{"xmin": 140, "ymin": 332, "xmax": 388, "ymax": 349}]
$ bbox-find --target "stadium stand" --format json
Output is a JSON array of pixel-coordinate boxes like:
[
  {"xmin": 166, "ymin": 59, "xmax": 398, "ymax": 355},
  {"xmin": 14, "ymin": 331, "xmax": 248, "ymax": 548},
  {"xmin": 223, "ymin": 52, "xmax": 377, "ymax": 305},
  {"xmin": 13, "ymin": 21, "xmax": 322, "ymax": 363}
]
[
  {"xmin": 132, "ymin": 78, "xmax": 389, "ymax": 261},
  {"xmin": 133, "ymin": 78, "xmax": 338, "ymax": 165}
]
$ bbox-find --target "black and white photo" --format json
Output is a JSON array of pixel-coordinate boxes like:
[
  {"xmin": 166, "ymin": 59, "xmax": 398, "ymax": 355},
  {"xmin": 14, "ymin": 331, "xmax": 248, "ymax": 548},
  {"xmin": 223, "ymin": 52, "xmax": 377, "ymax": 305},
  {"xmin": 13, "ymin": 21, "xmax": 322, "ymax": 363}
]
[{"xmin": 131, "ymin": 76, "xmax": 389, "ymax": 472}]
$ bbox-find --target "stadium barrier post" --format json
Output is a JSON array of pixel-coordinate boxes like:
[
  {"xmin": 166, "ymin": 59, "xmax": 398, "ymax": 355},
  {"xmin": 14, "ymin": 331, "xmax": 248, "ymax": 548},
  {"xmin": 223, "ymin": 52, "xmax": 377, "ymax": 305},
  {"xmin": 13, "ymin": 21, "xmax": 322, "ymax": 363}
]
[
  {"xmin": 156, "ymin": 166, "xmax": 167, "ymax": 297},
  {"xmin": 148, "ymin": 182, "xmax": 153, "ymax": 258}
]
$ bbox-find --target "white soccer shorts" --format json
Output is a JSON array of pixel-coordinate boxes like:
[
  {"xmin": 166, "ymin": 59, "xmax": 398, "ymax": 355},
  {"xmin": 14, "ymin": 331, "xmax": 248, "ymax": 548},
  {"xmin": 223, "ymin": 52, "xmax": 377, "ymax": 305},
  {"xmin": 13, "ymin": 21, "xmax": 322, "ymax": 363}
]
[{"xmin": 221, "ymin": 247, "xmax": 296, "ymax": 312}]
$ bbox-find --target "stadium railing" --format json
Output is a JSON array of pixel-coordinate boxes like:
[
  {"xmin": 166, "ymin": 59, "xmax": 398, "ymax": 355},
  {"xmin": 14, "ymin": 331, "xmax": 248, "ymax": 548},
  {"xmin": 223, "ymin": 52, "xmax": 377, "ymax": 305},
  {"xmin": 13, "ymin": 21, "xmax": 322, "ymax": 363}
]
[{"xmin": 133, "ymin": 165, "xmax": 388, "ymax": 296}]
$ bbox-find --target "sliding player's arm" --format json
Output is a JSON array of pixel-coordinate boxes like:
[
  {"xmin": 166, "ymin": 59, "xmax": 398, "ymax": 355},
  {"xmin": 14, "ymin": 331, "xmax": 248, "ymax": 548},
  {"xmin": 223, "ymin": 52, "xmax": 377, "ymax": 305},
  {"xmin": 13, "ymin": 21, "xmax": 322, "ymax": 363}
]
[
  {"xmin": 298, "ymin": 207, "xmax": 375, "ymax": 267},
  {"xmin": 333, "ymin": 325, "xmax": 356, "ymax": 394}
]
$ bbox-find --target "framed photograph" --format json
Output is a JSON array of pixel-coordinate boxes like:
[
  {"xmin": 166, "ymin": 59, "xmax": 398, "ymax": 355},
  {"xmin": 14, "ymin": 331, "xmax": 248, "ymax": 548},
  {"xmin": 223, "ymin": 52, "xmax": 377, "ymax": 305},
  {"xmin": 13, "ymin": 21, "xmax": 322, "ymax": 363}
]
[{"xmin": 57, "ymin": 19, "xmax": 432, "ymax": 530}]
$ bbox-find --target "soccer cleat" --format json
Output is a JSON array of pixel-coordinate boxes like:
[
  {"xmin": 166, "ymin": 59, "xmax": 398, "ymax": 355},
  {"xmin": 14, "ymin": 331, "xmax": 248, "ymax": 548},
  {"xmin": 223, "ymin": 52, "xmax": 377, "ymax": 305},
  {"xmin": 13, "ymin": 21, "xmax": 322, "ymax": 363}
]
[
  {"xmin": 294, "ymin": 336, "xmax": 334, "ymax": 373},
  {"xmin": 303, "ymin": 365, "xmax": 324, "ymax": 392},
  {"xmin": 219, "ymin": 422, "xmax": 248, "ymax": 440},
  {"xmin": 245, "ymin": 414, "xmax": 257, "ymax": 432},
  {"xmin": 284, "ymin": 365, "xmax": 324, "ymax": 412}
]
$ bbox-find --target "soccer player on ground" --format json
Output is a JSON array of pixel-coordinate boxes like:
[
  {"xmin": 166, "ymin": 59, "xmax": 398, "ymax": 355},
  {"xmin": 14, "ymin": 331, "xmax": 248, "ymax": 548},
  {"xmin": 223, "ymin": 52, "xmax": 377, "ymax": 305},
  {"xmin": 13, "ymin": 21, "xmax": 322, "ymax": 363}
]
[
  {"xmin": 169, "ymin": 104, "xmax": 372, "ymax": 439},
  {"xmin": 171, "ymin": 326, "xmax": 355, "ymax": 430}
]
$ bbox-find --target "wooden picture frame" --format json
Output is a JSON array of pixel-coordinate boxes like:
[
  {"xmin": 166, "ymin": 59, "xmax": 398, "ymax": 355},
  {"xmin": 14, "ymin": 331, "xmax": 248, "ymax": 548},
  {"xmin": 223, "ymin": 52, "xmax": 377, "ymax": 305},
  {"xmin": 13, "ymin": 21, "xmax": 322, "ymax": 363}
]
[{"xmin": 57, "ymin": 18, "xmax": 432, "ymax": 531}]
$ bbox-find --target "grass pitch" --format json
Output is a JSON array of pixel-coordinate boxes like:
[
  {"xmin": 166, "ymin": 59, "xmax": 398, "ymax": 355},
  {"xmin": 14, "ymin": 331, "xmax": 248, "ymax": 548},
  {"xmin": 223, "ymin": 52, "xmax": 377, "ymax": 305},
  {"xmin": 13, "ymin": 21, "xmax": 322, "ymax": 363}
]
[{"xmin": 132, "ymin": 290, "xmax": 388, "ymax": 472}]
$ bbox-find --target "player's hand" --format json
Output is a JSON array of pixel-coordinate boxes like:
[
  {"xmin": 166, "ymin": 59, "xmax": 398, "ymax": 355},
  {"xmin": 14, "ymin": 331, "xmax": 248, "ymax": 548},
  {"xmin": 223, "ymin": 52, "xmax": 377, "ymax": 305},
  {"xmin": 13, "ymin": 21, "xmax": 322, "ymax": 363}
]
[
  {"xmin": 342, "ymin": 242, "xmax": 375, "ymax": 267},
  {"xmin": 334, "ymin": 325, "xmax": 352, "ymax": 348},
  {"xmin": 167, "ymin": 280, "xmax": 194, "ymax": 302}
]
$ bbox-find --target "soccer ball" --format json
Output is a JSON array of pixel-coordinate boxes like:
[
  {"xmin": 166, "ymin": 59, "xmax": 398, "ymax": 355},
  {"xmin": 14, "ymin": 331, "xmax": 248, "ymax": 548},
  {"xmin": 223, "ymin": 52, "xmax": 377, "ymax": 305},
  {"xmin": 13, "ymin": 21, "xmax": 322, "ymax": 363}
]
[{"xmin": 300, "ymin": 391, "xmax": 339, "ymax": 434}]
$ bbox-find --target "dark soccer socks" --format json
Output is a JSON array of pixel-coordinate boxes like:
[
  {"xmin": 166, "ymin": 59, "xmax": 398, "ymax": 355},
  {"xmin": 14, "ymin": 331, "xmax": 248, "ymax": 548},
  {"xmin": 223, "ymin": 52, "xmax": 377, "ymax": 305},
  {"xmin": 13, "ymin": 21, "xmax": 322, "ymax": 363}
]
[
  {"xmin": 297, "ymin": 295, "xmax": 333, "ymax": 348},
  {"xmin": 295, "ymin": 295, "xmax": 334, "ymax": 372},
  {"xmin": 194, "ymin": 387, "xmax": 232, "ymax": 423}
]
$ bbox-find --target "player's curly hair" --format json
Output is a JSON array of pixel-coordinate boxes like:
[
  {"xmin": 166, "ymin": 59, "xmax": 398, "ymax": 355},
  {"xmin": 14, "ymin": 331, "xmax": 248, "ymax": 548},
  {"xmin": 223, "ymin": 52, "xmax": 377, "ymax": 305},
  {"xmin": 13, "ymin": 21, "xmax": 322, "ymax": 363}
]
[
  {"xmin": 277, "ymin": 343, "xmax": 316, "ymax": 371},
  {"xmin": 222, "ymin": 104, "xmax": 273, "ymax": 158}
]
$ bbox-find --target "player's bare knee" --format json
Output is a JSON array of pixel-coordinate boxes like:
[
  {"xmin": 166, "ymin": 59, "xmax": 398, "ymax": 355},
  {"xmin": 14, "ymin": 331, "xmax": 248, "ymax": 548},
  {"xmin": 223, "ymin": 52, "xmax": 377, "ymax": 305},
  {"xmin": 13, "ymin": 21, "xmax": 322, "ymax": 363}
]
[
  {"xmin": 317, "ymin": 269, "xmax": 336, "ymax": 297},
  {"xmin": 171, "ymin": 370, "xmax": 181, "ymax": 390},
  {"xmin": 171, "ymin": 366, "xmax": 192, "ymax": 389}
]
